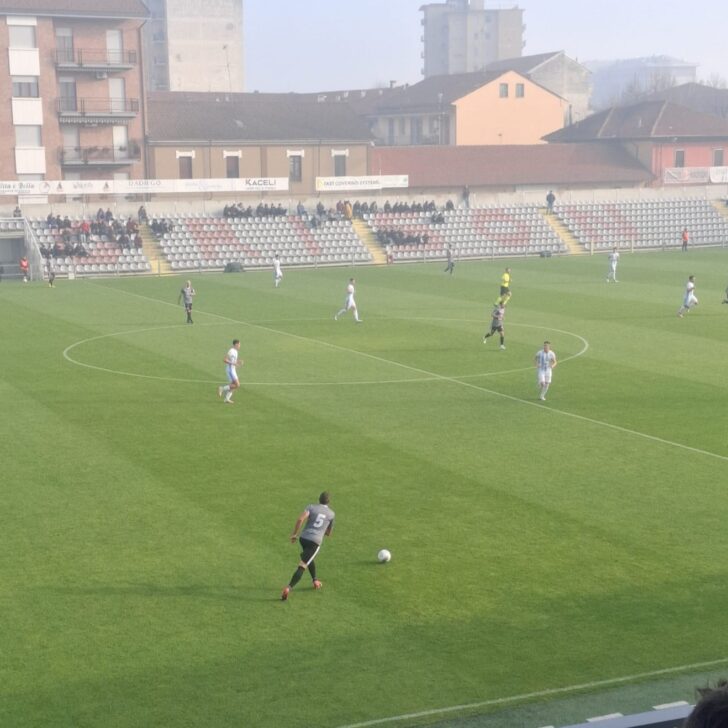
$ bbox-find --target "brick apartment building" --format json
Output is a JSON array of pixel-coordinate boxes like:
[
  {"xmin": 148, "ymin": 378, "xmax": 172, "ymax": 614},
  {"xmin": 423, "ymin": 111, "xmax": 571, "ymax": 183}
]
[{"xmin": 0, "ymin": 0, "xmax": 148, "ymax": 186}]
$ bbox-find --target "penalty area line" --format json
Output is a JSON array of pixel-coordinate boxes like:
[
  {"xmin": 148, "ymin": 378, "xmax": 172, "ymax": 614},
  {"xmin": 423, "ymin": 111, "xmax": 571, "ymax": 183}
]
[{"xmin": 334, "ymin": 656, "xmax": 728, "ymax": 728}]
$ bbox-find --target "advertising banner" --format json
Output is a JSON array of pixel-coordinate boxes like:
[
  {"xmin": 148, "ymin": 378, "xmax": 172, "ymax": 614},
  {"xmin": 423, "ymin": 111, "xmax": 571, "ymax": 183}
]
[{"xmin": 315, "ymin": 175, "xmax": 409, "ymax": 192}]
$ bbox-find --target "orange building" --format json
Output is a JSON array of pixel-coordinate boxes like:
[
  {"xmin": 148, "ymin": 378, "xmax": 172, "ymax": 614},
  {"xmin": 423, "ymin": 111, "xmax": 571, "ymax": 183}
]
[
  {"xmin": 368, "ymin": 70, "xmax": 568, "ymax": 146},
  {"xmin": 0, "ymin": 0, "xmax": 148, "ymax": 186}
]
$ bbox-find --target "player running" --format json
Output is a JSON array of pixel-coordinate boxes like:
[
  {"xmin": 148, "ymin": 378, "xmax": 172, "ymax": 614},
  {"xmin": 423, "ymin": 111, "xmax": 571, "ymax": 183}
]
[
  {"xmin": 535, "ymin": 340, "xmax": 557, "ymax": 401},
  {"xmin": 677, "ymin": 275, "xmax": 698, "ymax": 317},
  {"xmin": 217, "ymin": 339, "xmax": 242, "ymax": 404},
  {"xmin": 334, "ymin": 277, "xmax": 362, "ymax": 323},
  {"xmin": 178, "ymin": 280, "xmax": 196, "ymax": 324},
  {"xmin": 483, "ymin": 303, "xmax": 506, "ymax": 349},
  {"xmin": 606, "ymin": 247, "xmax": 620, "ymax": 282},
  {"xmin": 281, "ymin": 491, "xmax": 335, "ymax": 601}
]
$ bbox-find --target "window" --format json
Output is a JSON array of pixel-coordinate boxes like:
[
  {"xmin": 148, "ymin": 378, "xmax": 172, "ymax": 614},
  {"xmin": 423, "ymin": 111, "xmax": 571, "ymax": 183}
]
[
  {"xmin": 411, "ymin": 117, "xmax": 423, "ymax": 144},
  {"xmin": 15, "ymin": 126, "xmax": 42, "ymax": 147},
  {"xmin": 12, "ymin": 76, "xmax": 39, "ymax": 97},
  {"xmin": 289, "ymin": 154, "xmax": 302, "ymax": 183},
  {"xmin": 55, "ymin": 27, "xmax": 73, "ymax": 62},
  {"xmin": 334, "ymin": 155, "xmax": 346, "ymax": 177},
  {"xmin": 674, "ymin": 150, "xmax": 685, "ymax": 168},
  {"xmin": 516, "ymin": 83, "xmax": 525, "ymax": 98},
  {"xmin": 499, "ymin": 83, "xmax": 509, "ymax": 98},
  {"xmin": 713, "ymin": 149, "xmax": 725, "ymax": 167},
  {"xmin": 9, "ymin": 26, "xmax": 36, "ymax": 48},
  {"xmin": 59, "ymin": 77, "xmax": 77, "ymax": 111},
  {"xmin": 178, "ymin": 156, "xmax": 193, "ymax": 179},
  {"xmin": 225, "ymin": 155, "xmax": 239, "ymax": 178}
]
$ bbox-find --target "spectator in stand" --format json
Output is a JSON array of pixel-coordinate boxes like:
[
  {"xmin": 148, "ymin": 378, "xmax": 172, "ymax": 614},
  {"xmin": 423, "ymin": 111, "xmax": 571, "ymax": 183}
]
[
  {"xmin": 445, "ymin": 199, "xmax": 455, "ymax": 211},
  {"xmin": 682, "ymin": 227, "xmax": 689, "ymax": 252},
  {"xmin": 104, "ymin": 207, "xmax": 114, "ymax": 222},
  {"xmin": 13, "ymin": 205, "xmax": 22, "ymax": 218},
  {"xmin": 370, "ymin": 201, "xmax": 378, "ymax": 214},
  {"xmin": 46, "ymin": 212, "xmax": 55, "ymax": 226},
  {"xmin": 462, "ymin": 186, "xmax": 470, "ymax": 208},
  {"xmin": 296, "ymin": 201, "xmax": 306, "ymax": 216},
  {"xmin": 61, "ymin": 215, "xmax": 72, "ymax": 229},
  {"xmin": 383, "ymin": 200, "xmax": 392, "ymax": 213},
  {"xmin": 546, "ymin": 190, "xmax": 556, "ymax": 213},
  {"xmin": 684, "ymin": 679, "xmax": 728, "ymax": 728},
  {"xmin": 133, "ymin": 232, "xmax": 143, "ymax": 249},
  {"xmin": 118, "ymin": 232, "xmax": 130, "ymax": 249},
  {"xmin": 344, "ymin": 201, "xmax": 353, "ymax": 220},
  {"xmin": 137, "ymin": 205, "xmax": 148, "ymax": 223},
  {"xmin": 96, "ymin": 207, "xmax": 105, "ymax": 222},
  {"xmin": 19, "ymin": 255, "xmax": 29, "ymax": 282},
  {"xmin": 316, "ymin": 201, "xmax": 325, "ymax": 217},
  {"xmin": 79, "ymin": 219, "xmax": 90, "ymax": 245}
]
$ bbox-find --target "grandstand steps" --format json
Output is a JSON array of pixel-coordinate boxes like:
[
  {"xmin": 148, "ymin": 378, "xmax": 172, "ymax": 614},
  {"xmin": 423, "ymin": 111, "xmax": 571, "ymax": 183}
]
[
  {"xmin": 711, "ymin": 200, "xmax": 728, "ymax": 222},
  {"xmin": 140, "ymin": 224, "xmax": 172, "ymax": 275},
  {"xmin": 540, "ymin": 209, "xmax": 584, "ymax": 255},
  {"xmin": 351, "ymin": 218, "xmax": 387, "ymax": 264}
]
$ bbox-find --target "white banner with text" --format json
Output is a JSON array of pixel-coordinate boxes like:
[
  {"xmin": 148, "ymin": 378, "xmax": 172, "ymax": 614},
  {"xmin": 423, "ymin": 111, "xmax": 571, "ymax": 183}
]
[
  {"xmin": 315, "ymin": 175, "xmax": 409, "ymax": 192},
  {"xmin": 0, "ymin": 178, "xmax": 289, "ymax": 196}
]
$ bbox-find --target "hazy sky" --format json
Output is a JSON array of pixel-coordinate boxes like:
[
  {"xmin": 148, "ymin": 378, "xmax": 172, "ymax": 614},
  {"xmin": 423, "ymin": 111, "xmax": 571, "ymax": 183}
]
[{"xmin": 244, "ymin": 0, "xmax": 726, "ymax": 92}]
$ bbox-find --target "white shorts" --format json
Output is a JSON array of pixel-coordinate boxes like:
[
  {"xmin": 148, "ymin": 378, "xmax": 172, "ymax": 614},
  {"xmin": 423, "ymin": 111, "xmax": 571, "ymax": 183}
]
[
  {"xmin": 226, "ymin": 366, "xmax": 239, "ymax": 384},
  {"xmin": 274, "ymin": 269, "xmax": 282, "ymax": 280},
  {"xmin": 345, "ymin": 295, "xmax": 356, "ymax": 310},
  {"xmin": 683, "ymin": 293, "xmax": 698, "ymax": 307},
  {"xmin": 537, "ymin": 367, "xmax": 552, "ymax": 384}
]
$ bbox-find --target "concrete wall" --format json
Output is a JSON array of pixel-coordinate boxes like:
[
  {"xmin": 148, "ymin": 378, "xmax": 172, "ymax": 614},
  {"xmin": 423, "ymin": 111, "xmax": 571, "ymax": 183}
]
[
  {"xmin": 454, "ymin": 71, "xmax": 567, "ymax": 145},
  {"xmin": 531, "ymin": 55, "xmax": 592, "ymax": 123}
]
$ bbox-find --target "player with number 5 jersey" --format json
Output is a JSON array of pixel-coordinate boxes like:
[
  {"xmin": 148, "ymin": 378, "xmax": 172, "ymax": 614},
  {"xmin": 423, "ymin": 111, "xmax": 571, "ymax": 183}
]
[{"xmin": 281, "ymin": 491, "xmax": 335, "ymax": 601}]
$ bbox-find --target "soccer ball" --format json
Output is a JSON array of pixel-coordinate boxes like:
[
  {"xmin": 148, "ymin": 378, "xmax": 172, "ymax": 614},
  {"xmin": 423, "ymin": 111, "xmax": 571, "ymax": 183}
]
[{"xmin": 377, "ymin": 549, "xmax": 391, "ymax": 563}]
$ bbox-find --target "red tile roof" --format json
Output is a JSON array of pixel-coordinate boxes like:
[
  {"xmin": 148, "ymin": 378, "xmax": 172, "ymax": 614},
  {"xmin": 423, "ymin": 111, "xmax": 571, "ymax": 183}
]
[
  {"xmin": 369, "ymin": 144, "xmax": 653, "ymax": 188},
  {"xmin": 545, "ymin": 101, "xmax": 728, "ymax": 142},
  {"xmin": 0, "ymin": 0, "xmax": 149, "ymax": 18}
]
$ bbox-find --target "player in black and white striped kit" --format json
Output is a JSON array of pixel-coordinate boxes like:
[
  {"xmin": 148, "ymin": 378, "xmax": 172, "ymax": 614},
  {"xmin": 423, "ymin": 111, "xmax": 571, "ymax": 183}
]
[{"xmin": 281, "ymin": 491, "xmax": 335, "ymax": 601}]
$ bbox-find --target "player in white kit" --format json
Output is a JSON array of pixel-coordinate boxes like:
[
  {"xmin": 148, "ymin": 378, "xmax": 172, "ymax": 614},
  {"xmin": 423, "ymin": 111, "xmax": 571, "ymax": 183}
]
[
  {"xmin": 273, "ymin": 254, "xmax": 283, "ymax": 288},
  {"xmin": 535, "ymin": 341, "xmax": 557, "ymax": 401},
  {"xmin": 606, "ymin": 247, "xmax": 620, "ymax": 282},
  {"xmin": 334, "ymin": 277, "xmax": 362, "ymax": 322},
  {"xmin": 217, "ymin": 339, "xmax": 242, "ymax": 404},
  {"xmin": 677, "ymin": 275, "xmax": 698, "ymax": 317}
]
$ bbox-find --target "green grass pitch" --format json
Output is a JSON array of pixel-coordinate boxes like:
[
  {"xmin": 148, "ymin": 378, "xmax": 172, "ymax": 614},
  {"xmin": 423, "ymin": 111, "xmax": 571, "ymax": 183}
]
[{"xmin": 1, "ymin": 250, "xmax": 728, "ymax": 728}]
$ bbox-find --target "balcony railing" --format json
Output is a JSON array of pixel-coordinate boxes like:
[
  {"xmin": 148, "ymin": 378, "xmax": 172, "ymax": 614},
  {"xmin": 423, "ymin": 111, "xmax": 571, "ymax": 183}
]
[
  {"xmin": 59, "ymin": 141, "xmax": 141, "ymax": 166},
  {"xmin": 55, "ymin": 48, "xmax": 137, "ymax": 69},
  {"xmin": 56, "ymin": 97, "xmax": 140, "ymax": 118}
]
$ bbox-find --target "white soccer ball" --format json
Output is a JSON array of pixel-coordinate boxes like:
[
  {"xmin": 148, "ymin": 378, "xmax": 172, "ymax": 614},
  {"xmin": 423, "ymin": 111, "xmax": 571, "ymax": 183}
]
[{"xmin": 377, "ymin": 549, "xmax": 391, "ymax": 563}]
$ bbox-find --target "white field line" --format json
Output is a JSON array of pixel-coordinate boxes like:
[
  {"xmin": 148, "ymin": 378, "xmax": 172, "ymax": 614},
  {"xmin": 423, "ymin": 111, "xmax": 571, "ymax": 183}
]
[
  {"xmin": 80, "ymin": 282, "xmax": 728, "ymax": 465},
  {"xmin": 333, "ymin": 656, "xmax": 728, "ymax": 728},
  {"xmin": 62, "ymin": 319, "xmax": 587, "ymax": 387}
]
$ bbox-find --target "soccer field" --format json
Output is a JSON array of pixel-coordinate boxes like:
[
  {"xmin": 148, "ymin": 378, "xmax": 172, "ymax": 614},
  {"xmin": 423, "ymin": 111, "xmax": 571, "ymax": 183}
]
[{"xmin": 2, "ymin": 250, "xmax": 728, "ymax": 728}]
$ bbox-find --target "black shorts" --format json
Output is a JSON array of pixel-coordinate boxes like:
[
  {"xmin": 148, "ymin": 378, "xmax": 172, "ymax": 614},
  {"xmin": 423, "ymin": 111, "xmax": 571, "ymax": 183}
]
[
  {"xmin": 299, "ymin": 537, "xmax": 321, "ymax": 566},
  {"xmin": 500, "ymin": 286, "xmax": 510, "ymax": 296},
  {"xmin": 185, "ymin": 303, "xmax": 193, "ymax": 311},
  {"xmin": 491, "ymin": 324, "xmax": 503, "ymax": 333}
]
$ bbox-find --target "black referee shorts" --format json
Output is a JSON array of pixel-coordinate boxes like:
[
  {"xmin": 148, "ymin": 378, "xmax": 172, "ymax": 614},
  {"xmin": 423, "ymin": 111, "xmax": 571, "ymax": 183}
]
[
  {"xmin": 500, "ymin": 286, "xmax": 510, "ymax": 296},
  {"xmin": 299, "ymin": 537, "xmax": 321, "ymax": 566}
]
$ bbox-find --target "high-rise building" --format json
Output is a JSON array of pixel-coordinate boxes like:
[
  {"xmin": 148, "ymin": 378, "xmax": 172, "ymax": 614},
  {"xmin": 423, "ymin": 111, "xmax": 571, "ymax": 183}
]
[
  {"xmin": 142, "ymin": 0, "xmax": 244, "ymax": 93},
  {"xmin": 0, "ymin": 0, "xmax": 148, "ymax": 184},
  {"xmin": 421, "ymin": 0, "xmax": 524, "ymax": 78}
]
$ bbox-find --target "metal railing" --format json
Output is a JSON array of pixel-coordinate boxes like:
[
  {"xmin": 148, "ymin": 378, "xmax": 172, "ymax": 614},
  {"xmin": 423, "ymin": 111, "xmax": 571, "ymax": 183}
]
[
  {"xmin": 55, "ymin": 48, "xmax": 137, "ymax": 67},
  {"xmin": 59, "ymin": 141, "xmax": 141, "ymax": 165},
  {"xmin": 56, "ymin": 97, "xmax": 140, "ymax": 115}
]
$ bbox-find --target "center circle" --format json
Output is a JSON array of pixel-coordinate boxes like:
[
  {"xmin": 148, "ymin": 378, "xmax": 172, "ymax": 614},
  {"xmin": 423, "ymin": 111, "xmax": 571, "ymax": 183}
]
[{"xmin": 62, "ymin": 319, "xmax": 589, "ymax": 387}]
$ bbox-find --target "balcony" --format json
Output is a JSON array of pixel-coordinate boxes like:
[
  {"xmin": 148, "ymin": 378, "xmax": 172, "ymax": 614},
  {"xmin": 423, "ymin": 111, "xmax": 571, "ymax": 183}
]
[
  {"xmin": 56, "ymin": 97, "xmax": 139, "ymax": 123},
  {"xmin": 55, "ymin": 48, "xmax": 137, "ymax": 72},
  {"xmin": 59, "ymin": 141, "xmax": 141, "ymax": 166}
]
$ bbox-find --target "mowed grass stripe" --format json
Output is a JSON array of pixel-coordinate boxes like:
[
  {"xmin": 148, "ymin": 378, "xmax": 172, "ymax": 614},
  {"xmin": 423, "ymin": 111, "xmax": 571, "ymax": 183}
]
[{"xmin": 1, "ymin": 252, "xmax": 727, "ymax": 727}]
